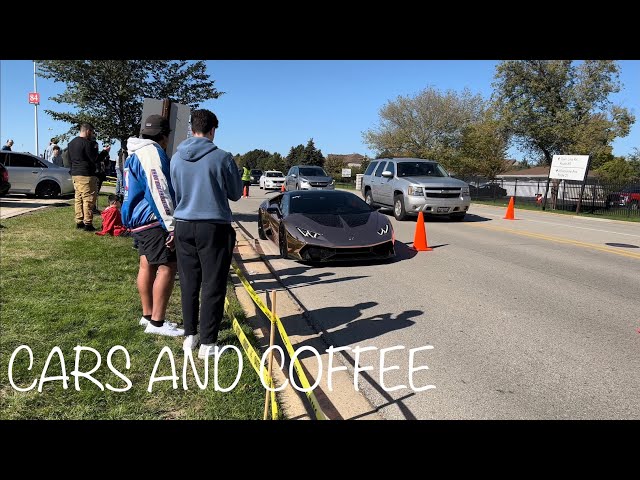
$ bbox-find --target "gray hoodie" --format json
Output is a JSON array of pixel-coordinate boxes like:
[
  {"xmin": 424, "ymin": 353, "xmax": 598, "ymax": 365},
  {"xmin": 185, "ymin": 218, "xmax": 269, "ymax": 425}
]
[{"xmin": 170, "ymin": 136, "xmax": 242, "ymax": 222}]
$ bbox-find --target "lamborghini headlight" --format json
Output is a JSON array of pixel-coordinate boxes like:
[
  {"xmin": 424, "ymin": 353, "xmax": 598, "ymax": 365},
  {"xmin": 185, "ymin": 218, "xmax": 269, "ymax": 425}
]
[{"xmin": 296, "ymin": 227, "xmax": 322, "ymax": 239}]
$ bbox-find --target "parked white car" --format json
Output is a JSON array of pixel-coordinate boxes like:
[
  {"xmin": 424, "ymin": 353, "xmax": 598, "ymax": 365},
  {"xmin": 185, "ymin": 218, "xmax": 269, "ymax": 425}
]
[
  {"xmin": 0, "ymin": 150, "xmax": 74, "ymax": 197},
  {"xmin": 259, "ymin": 170, "xmax": 286, "ymax": 190}
]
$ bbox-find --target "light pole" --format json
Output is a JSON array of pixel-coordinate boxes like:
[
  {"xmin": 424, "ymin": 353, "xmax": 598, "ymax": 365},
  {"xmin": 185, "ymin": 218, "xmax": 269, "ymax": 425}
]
[{"xmin": 33, "ymin": 60, "xmax": 39, "ymax": 156}]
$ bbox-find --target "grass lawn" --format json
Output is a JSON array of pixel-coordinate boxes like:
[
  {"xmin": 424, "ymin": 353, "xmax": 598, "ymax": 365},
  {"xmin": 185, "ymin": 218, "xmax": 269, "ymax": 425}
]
[
  {"xmin": 0, "ymin": 194, "xmax": 272, "ymax": 419},
  {"xmin": 472, "ymin": 199, "xmax": 640, "ymax": 223}
]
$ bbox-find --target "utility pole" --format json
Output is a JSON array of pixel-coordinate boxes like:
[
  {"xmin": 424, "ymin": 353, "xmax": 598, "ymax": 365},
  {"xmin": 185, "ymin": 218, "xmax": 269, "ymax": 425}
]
[{"xmin": 33, "ymin": 60, "xmax": 39, "ymax": 156}]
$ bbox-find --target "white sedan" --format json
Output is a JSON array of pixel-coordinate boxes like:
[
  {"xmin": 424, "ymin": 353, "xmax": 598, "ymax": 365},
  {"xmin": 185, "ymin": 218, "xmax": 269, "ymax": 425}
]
[{"xmin": 259, "ymin": 170, "xmax": 286, "ymax": 190}]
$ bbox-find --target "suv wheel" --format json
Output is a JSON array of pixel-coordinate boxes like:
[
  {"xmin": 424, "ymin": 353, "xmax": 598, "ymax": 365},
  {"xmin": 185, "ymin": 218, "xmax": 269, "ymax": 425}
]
[
  {"xmin": 365, "ymin": 190, "xmax": 373, "ymax": 206},
  {"xmin": 36, "ymin": 180, "xmax": 60, "ymax": 198},
  {"xmin": 393, "ymin": 194, "xmax": 407, "ymax": 221}
]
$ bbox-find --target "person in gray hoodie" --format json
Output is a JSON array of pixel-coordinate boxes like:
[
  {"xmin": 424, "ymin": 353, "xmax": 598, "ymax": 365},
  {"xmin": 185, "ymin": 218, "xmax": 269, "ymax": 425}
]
[{"xmin": 170, "ymin": 109, "xmax": 243, "ymax": 359}]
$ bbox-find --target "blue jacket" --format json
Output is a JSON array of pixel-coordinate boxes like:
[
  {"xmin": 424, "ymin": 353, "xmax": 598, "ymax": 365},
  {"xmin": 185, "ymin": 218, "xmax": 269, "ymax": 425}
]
[
  {"xmin": 121, "ymin": 138, "xmax": 176, "ymax": 232},
  {"xmin": 170, "ymin": 137, "xmax": 242, "ymax": 223}
]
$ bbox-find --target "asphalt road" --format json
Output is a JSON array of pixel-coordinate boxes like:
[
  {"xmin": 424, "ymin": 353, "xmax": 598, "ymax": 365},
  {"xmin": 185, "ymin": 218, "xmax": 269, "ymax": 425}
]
[{"xmin": 233, "ymin": 188, "xmax": 640, "ymax": 419}]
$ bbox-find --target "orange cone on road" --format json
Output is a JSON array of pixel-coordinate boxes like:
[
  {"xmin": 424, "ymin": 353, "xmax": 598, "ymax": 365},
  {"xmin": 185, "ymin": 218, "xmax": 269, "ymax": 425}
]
[
  {"xmin": 243, "ymin": 186, "xmax": 248, "ymax": 198},
  {"xmin": 281, "ymin": 184, "xmax": 285, "ymax": 193},
  {"xmin": 504, "ymin": 196, "xmax": 516, "ymax": 220},
  {"xmin": 412, "ymin": 211, "xmax": 433, "ymax": 251}
]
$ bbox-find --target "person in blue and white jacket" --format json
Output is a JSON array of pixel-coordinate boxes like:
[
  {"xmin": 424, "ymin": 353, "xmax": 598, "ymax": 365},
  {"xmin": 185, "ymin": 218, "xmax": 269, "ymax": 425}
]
[{"xmin": 122, "ymin": 114, "xmax": 184, "ymax": 337}]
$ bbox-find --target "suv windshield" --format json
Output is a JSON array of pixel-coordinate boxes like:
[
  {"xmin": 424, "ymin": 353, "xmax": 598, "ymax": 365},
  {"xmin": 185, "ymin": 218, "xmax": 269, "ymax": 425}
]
[
  {"xmin": 299, "ymin": 167, "xmax": 327, "ymax": 177},
  {"xmin": 397, "ymin": 162, "xmax": 447, "ymax": 177},
  {"xmin": 290, "ymin": 192, "xmax": 371, "ymax": 215}
]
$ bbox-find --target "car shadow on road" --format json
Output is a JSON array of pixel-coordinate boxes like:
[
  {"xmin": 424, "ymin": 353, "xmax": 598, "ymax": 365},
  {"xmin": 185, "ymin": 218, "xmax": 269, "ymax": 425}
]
[
  {"xmin": 233, "ymin": 212, "xmax": 258, "ymax": 224},
  {"xmin": 379, "ymin": 210, "xmax": 492, "ymax": 223},
  {"xmin": 277, "ymin": 302, "xmax": 424, "ymax": 420}
]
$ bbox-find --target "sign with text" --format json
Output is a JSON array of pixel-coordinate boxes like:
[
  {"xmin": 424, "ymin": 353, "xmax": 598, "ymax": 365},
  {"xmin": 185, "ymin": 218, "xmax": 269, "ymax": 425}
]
[
  {"xmin": 341, "ymin": 168, "xmax": 352, "ymax": 178},
  {"xmin": 28, "ymin": 92, "xmax": 40, "ymax": 105},
  {"xmin": 549, "ymin": 155, "xmax": 589, "ymax": 181}
]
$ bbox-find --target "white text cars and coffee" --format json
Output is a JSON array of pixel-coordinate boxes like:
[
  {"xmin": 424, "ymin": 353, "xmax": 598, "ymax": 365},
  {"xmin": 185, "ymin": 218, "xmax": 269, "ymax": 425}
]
[{"xmin": 7, "ymin": 344, "xmax": 435, "ymax": 393}]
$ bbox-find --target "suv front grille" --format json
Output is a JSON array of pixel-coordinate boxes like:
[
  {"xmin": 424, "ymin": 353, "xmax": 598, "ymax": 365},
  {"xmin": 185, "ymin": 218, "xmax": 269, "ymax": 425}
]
[
  {"xmin": 426, "ymin": 192, "xmax": 460, "ymax": 198},
  {"xmin": 309, "ymin": 182, "xmax": 328, "ymax": 187}
]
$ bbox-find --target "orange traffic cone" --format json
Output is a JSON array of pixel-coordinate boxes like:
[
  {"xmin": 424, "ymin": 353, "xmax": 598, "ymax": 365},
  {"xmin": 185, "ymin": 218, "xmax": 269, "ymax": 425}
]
[
  {"xmin": 412, "ymin": 211, "xmax": 433, "ymax": 251},
  {"xmin": 243, "ymin": 186, "xmax": 248, "ymax": 198},
  {"xmin": 504, "ymin": 196, "xmax": 515, "ymax": 220},
  {"xmin": 281, "ymin": 184, "xmax": 285, "ymax": 193}
]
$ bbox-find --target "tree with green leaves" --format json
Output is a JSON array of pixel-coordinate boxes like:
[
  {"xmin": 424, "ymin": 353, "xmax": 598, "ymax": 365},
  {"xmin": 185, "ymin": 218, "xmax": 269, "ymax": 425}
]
[
  {"xmin": 284, "ymin": 139, "xmax": 325, "ymax": 169},
  {"xmin": 302, "ymin": 138, "xmax": 325, "ymax": 167},
  {"xmin": 237, "ymin": 149, "xmax": 271, "ymax": 170},
  {"xmin": 492, "ymin": 60, "xmax": 635, "ymax": 167},
  {"xmin": 457, "ymin": 109, "xmax": 510, "ymax": 179},
  {"xmin": 285, "ymin": 144, "xmax": 305, "ymax": 171},
  {"xmin": 37, "ymin": 60, "xmax": 223, "ymax": 150},
  {"xmin": 595, "ymin": 157, "xmax": 638, "ymax": 183},
  {"xmin": 324, "ymin": 154, "xmax": 346, "ymax": 178},
  {"xmin": 362, "ymin": 87, "xmax": 485, "ymax": 169},
  {"xmin": 627, "ymin": 148, "xmax": 640, "ymax": 178}
]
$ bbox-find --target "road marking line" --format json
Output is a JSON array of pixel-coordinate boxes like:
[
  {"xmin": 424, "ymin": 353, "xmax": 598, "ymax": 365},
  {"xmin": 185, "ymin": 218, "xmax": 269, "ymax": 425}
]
[
  {"xmin": 475, "ymin": 212, "xmax": 640, "ymax": 238},
  {"xmin": 467, "ymin": 223, "xmax": 640, "ymax": 260}
]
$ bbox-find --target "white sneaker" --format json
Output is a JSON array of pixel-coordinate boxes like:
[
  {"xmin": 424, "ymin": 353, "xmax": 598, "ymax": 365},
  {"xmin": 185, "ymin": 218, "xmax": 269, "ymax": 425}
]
[
  {"xmin": 198, "ymin": 343, "xmax": 218, "ymax": 359},
  {"xmin": 183, "ymin": 334, "xmax": 200, "ymax": 352},
  {"xmin": 144, "ymin": 322, "xmax": 185, "ymax": 337},
  {"xmin": 139, "ymin": 317, "xmax": 177, "ymax": 328}
]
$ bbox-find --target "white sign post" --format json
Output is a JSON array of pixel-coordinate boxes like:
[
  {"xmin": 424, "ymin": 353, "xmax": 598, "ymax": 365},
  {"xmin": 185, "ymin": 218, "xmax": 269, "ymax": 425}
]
[
  {"xmin": 549, "ymin": 155, "xmax": 589, "ymax": 181},
  {"xmin": 341, "ymin": 168, "xmax": 352, "ymax": 178}
]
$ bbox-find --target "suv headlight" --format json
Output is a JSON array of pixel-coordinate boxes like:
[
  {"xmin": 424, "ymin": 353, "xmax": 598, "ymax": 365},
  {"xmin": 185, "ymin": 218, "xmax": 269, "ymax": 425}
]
[
  {"xmin": 300, "ymin": 179, "xmax": 309, "ymax": 186},
  {"xmin": 408, "ymin": 186, "xmax": 423, "ymax": 196},
  {"xmin": 461, "ymin": 186, "xmax": 470, "ymax": 196},
  {"xmin": 330, "ymin": 179, "xmax": 335, "ymax": 185}
]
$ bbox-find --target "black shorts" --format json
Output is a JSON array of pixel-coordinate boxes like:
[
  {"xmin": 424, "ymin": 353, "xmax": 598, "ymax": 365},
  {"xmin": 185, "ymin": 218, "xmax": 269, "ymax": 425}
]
[{"xmin": 133, "ymin": 226, "xmax": 176, "ymax": 265}]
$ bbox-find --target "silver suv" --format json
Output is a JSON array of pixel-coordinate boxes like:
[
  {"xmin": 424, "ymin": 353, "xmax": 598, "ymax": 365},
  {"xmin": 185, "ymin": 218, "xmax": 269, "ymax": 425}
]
[
  {"xmin": 361, "ymin": 158, "xmax": 470, "ymax": 221},
  {"xmin": 284, "ymin": 165, "xmax": 335, "ymax": 191}
]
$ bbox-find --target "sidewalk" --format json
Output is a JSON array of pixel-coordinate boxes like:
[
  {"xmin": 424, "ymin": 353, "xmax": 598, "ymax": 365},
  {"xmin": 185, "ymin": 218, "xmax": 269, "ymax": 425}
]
[{"xmin": 1, "ymin": 186, "xmax": 116, "ymax": 221}]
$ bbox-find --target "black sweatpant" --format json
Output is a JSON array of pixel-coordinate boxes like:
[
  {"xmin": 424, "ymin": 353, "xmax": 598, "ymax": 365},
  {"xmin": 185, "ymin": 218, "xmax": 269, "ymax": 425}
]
[{"xmin": 175, "ymin": 221, "xmax": 236, "ymax": 344}]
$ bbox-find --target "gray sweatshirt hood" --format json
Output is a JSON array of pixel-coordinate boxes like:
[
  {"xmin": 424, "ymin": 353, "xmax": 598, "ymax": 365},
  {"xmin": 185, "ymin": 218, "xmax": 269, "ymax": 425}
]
[{"xmin": 175, "ymin": 137, "xmax": 218, "ymax": 162}]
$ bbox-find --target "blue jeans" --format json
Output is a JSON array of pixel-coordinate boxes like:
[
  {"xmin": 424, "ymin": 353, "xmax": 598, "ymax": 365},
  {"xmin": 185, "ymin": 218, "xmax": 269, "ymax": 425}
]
[{"xmin": 116, "ymin": 169, "xmax": 124, "ymax": 195}]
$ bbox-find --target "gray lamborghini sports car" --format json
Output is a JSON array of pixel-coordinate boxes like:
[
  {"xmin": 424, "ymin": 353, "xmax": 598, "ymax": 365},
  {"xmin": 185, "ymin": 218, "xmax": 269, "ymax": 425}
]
[{"xmin": 258, "ymin": 190, "xmax": 395, "ymax": 262}]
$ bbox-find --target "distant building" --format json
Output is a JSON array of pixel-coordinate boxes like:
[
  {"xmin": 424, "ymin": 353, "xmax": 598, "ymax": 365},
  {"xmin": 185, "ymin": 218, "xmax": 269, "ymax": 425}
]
[{"xmin": 327, "ymin": 153, "xmax": 366, "ymax": 168}]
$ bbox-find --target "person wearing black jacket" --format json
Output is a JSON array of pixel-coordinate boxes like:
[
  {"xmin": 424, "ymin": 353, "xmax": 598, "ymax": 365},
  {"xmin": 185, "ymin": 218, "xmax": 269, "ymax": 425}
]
[
  {"xmin": 93, "ymin": 144, "xmax": 111, "ymax": 214},
  {"xmin": 69, "ymin": 123, "xmax": 99, "ymax": 231}
]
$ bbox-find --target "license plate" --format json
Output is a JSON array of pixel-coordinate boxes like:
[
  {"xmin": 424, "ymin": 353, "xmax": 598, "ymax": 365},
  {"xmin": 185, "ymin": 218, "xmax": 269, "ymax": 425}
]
[{"xmin": 437, "ymin": 207, "xmax": 449, "ymax": 213}]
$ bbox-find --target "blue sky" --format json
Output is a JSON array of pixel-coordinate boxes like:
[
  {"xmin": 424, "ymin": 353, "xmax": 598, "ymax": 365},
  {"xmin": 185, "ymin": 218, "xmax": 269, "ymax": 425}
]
[{"xmin": 1, "ymin": 60, "xmax": 638, "ymax": 161}]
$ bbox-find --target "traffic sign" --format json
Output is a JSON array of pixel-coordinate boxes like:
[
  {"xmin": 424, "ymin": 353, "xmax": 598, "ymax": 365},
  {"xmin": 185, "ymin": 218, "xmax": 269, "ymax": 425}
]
[{"xmin": 28, "ymin": 92, "xmax": 40, "ymax": 105}]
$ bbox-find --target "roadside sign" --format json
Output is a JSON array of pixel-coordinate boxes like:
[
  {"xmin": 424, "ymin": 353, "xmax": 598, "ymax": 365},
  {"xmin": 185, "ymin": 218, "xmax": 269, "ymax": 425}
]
[
  {"xmin": 549, "ymin": 155, "xmax": 589, "ymax": 181},
  {"xmin": 28, "ymin": 92, "xmax": 40, "ymax": 105},
  {"xmin": 342, "ymin": 168, "xmax": 352, "ymax": 178}
]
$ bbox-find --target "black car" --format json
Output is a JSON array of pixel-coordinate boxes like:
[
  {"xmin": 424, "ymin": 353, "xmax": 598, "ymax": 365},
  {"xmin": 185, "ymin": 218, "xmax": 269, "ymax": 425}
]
[
  {"xmin": 0, "ymin": 161, "xmax": 10, "ymax": 196},
  {"xmin": 469, "ymin": 182, "xmax": 507, "ymax": 198},
  {"xmin": 258, "ymin": 190, "xmax": 395, "ymax": 263},
  {"xmin": 250, "ymin": 169, "xmax": 263, "ymax": 185}
]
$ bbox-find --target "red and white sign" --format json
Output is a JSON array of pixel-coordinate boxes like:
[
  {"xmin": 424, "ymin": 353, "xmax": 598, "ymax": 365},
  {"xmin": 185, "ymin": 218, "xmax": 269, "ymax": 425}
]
[{"xmin": 28, "ymin": 92, "xmax": 40, "ymax": 105}]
